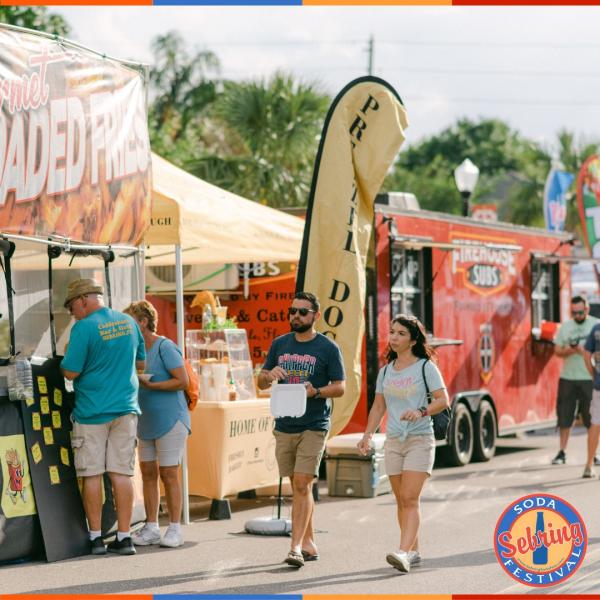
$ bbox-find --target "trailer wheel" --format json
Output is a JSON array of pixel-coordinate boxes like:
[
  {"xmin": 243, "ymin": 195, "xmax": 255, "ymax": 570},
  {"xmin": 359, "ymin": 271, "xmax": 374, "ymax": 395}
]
[
  {"xmin": 447, "ymin": 403, "xmax": 474, "ymax": 466},
  {"xmin": 473, "ymin": 399, "xmax": 497, "ymax": 462}
]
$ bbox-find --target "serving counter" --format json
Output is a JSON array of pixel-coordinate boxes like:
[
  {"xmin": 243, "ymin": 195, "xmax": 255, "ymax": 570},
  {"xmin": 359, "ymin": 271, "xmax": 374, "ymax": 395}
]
[{"xmin": 187, "ymin": 398, "xmax": 279, "ymax": 502}]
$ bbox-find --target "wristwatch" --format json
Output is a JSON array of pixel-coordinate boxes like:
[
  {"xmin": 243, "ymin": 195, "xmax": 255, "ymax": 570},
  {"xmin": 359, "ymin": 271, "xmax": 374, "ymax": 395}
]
[{"xmin": 314, "ymin": 387, "xmax": 321, "ymax": 398}]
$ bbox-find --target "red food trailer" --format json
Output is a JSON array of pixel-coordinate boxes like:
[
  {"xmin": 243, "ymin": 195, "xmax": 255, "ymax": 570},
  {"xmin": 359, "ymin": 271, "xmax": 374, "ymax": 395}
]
[
  {"xmin": 157, "ymin": 197, "xmax": 575, "ymax": 469},
  {"xmin": 349, "ymin": 194, "xmax": 573, "ymax": 465}
]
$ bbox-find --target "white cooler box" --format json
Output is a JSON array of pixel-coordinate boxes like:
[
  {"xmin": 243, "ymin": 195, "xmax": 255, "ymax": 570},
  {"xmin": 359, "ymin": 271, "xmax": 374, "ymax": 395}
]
[{"xmin": 325, "ymin": 433, "xmax": 390, "ymax": 498}]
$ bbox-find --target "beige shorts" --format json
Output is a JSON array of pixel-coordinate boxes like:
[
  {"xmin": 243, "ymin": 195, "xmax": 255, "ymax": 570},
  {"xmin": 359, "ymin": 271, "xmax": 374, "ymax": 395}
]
[
  {"xmin": 591, "ymin": 390, "xmax": 600, "ymax": 426},
  {"xmin": 71, "ymin": 413, "xmax": 138, "ymax": 477},
  {"xmin": 385, "ymin": 435, "xmax": 436, "ymax": 476},
  {"xmin": 139, "ymin": 420, "xmax": 189, "ymax": 467},
  {"xmin": 273, "ymin": 429, "xmax": 328, "ymax": 478}
]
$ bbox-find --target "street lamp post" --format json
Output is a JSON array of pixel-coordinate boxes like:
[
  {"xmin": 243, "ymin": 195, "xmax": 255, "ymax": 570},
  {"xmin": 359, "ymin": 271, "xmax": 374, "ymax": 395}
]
[{"xmin": 454, "ymin": 158, "xmax": 480, "ymax": 217}]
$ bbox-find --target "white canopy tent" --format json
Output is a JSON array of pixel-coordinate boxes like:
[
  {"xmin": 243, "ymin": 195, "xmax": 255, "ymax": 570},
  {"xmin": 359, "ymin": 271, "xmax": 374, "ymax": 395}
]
[{"xmin": 144, "ymin": 153, "xmax": 304, "ymax": 522}]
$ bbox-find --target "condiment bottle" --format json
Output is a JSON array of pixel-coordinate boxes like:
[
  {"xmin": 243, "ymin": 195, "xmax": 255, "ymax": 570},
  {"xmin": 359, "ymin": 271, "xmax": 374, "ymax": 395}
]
[{"xmin": 228, "ymin": 378, "xmax": 237, "ymax": 401}]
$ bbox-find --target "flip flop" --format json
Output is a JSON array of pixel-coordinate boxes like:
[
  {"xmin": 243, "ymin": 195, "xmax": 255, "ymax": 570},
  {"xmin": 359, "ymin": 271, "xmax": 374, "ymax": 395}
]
[
  {"xmin": 301, "ymin": 550, "xmax": 320, "ymax": 561},
  {"xmin": 284, "ymin": 550, "xmax": 304, "ymax": 567}
]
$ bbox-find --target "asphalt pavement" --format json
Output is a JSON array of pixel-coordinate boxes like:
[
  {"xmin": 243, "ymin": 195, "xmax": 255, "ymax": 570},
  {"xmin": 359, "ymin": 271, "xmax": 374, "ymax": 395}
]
[{"xmin": 1, "ymin": 426, "xmax": 599, "ymax": 595}]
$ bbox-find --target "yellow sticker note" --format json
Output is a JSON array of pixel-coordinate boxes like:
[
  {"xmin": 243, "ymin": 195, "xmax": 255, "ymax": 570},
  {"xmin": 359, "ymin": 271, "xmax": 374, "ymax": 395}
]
[
  {"xmin": 32, "ymin": 412, "xmax": 41, "ymax": 431},
  {"xmin": 37, "ymin": 376, "xmax": 47, "ymax": 394},
  {"xmin": 53, "ymin": 389, "xmax": 62, "ymax": 406},
  {"xmin": 31, "ymin": 442, "xmax": 42, "ymax": 464},
  {"xmin": 40, "ymin": 396, "xmax": 49, "ymax": 415},
  {"xmin": 60, "ymin": 447, "xmax": 70, "ymax": 466},
  {"xmin": 51, "ymin": 411, "xmax": 62, "ymax": 429},
  {"xmin": 49, "ymin": 465, "xmax": 60, "ymax": 485},
  {"xmin": 25, "ymin": 395, "xmax": 35, "ymax": 407},
  {"xmin": 43, "ymin": 427, "xmax": 54, "ymax": 445}
]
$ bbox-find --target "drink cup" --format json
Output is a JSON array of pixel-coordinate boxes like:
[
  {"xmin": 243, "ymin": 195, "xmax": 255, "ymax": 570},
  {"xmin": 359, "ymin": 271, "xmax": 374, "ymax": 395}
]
[
  {"xmin": 212, "ymin": 363, "xmax": 228, "ymax": 389},
  {"xmin": 215, "ymin": 306, "xmax": 228, "ymax": 326}
]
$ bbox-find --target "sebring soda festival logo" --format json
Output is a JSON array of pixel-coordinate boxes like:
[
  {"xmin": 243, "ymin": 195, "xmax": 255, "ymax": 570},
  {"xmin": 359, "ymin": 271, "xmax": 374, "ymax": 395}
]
[{"xmin": 494, "ymin": 493, "xmax": 587, "ymax": 587}]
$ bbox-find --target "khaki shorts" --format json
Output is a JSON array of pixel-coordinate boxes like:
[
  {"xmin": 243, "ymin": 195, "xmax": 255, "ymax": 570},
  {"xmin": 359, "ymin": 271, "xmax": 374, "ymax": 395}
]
[
  {"xmin": 273, "ymin": 429, "xmax": 328, "ymax": 478},
  {"xmin": 590, "ymin": 389, "xmax": 600, "ymax": 426},
  {"xmin": 139, "ymin": 420, "xmax": 189, "ymax": 467},
  {"xmin": 385, "ymin": 435, "xmax": 436, "ymax": 476},
  {"xmin": 71, "ymin": 413, "xmax": 138, "ymax": 477}
]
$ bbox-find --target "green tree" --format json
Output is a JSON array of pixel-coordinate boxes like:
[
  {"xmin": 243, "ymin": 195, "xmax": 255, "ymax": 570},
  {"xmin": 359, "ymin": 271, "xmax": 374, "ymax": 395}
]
[
  {"xmin": 554, "ymin": 130, "xmax": 599, "ymax": 233},
  {"xmin": 187, "ymin": 73, "xmax": 329, "ymax": 207},
  {"xmin": 148, "ymin": 31, "xmax": 220, "ymax": 161},
  {"xmin": 384, "ymin": 118, "xmax": 599, "ymax": 227},
  {"xmin": 385, "ymin": 118, "xmax": 531, "ymax": 217},
  {"xmin": 0, "ymin": 7, "xmax": 70, "ymax": 36}
]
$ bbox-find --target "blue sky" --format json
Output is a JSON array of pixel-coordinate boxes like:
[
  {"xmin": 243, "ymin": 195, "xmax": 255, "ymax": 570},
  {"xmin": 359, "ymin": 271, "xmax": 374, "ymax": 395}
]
[{"xmin": 58, "ymin": 6, "xmax": 600, "ymax": 151}]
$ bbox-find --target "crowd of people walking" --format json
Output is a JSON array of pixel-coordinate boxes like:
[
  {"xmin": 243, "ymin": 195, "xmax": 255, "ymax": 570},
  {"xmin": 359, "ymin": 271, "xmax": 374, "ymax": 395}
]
[{"xmin": 60, "ymin": 279, "xmax": 599, "ymax": 576}]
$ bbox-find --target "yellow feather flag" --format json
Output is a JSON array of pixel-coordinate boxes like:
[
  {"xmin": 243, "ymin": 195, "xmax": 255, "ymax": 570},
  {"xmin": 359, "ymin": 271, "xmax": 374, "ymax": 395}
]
[{"xmin": 296, "ymin": 76, "xmax": 408, "ymax": 437}]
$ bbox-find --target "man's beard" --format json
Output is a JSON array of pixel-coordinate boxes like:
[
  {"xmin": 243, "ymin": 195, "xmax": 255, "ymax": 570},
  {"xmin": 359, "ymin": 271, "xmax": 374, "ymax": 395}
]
[
  {"xmin": 291, "ymin": 320, "xmax": 313, "ymax": 333},
  {"xmin": 575, "ymin": 316, "xmax": 586, "ymax": 324}
]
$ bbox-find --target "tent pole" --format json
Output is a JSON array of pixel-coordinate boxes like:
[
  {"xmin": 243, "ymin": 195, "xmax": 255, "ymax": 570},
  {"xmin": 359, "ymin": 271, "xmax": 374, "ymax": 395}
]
[{"xmin": 176, "ymin": 244, "xmax": 190, "ymax": 525}]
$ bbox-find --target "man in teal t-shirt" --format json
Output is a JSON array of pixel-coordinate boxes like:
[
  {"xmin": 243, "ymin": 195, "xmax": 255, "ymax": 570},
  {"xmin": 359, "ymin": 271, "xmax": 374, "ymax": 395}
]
[
  {"xmin": 61, "ymin": 278, "xmax": 145, "ymax": 557},
  {"xmin": 552, "ymin": 295, "xmax": 599, "ymax": 471}
]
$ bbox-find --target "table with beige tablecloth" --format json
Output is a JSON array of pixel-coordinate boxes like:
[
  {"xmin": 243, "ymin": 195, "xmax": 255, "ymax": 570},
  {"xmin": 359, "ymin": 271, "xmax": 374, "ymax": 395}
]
[{"xmin": 187, "ymin": 398, "xmax": 279, "ymax": 499}]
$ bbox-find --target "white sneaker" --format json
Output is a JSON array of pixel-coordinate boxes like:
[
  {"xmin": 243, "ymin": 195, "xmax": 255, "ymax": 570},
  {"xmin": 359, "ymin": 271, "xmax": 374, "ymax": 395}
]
[
  {"xmin": 160, "ymin": 526, "xmax": 184, "ymax": 548},
  {"xmin": 131, "ymin": 524, "xmax": 160, "ymax": 546},
  {"xmin": 386, "ymin": 550, "xmax": 410, "ymax": 573},
  {"xmin": 407, "ymin": 551, "xmax": 421, "ymax": 566}
]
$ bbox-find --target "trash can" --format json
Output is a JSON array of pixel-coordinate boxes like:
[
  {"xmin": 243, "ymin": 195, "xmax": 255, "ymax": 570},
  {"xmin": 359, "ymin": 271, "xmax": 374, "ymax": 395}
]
[{"xmin": 325, "ymin": 433, "xmax": 390, "ymax": 498}]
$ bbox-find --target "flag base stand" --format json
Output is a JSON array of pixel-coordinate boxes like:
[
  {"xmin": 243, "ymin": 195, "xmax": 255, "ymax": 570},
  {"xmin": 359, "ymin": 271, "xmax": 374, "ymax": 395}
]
[{"xmin": 244, "ymin": 478, "xmax": 291, "ymax": 536}]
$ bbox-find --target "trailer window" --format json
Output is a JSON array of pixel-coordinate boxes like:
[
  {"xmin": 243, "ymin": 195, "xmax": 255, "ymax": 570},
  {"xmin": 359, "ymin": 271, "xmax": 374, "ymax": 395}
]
[
  {"xmin": 390, "ymin": 246, "xmax": 432, "ymax": 329},
  {"xmin": 531, "ymin": 259, "xmax": 559, "ymax": 326}
]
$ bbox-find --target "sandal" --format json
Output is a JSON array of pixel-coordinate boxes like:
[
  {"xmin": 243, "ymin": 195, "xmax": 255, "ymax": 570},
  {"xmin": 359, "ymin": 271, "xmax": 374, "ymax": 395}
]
[
  {"xmin": 301, "ymin": 550, "xmax": 320, "ymax": 561},
  {"xmin": 284, "ymin": 550, "xmax": 305, "ymax": 567}
]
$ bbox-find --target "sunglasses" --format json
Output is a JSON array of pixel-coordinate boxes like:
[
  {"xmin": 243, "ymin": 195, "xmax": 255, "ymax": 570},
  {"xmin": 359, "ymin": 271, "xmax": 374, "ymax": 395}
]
[
  {"xmin": 572, "ymin": 310, "xmax": 585, "ymax": 316},
  {"xmin": 288, "ymin": 307, "xmax": 316, "ymax": 317}
]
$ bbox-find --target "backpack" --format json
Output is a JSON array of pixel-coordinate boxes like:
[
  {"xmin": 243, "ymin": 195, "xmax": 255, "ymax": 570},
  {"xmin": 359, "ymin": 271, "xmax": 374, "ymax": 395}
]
[
  {"xmin": 157, "ymin": 338, "xmax": 200, "ymax": 411},
  {"xmin": 383, "ymin": 358, "xmax": 451, "ymax": 441},
  {"xmin": 421, "ymin": 359, "xmax": 451, "ymax": 441}
]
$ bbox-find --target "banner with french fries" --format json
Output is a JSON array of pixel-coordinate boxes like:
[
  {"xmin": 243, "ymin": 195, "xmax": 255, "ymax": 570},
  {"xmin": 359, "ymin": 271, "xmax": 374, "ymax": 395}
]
[{"xmin": 0, "ymin": 26, "xmax": 152, "ymax": 245}]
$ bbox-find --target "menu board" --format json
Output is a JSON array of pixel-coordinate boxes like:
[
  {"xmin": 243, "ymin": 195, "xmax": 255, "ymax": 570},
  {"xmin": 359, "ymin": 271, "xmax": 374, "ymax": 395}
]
[{"xmin": 20, "ymin": 357, "xmax": 89, "ymax": 562}]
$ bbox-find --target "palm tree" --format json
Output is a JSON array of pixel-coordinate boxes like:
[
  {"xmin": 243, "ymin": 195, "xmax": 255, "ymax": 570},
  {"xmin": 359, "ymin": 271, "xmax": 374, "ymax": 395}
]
[
  {"xmin": 187, "ymin": 73, "xmax": 330, "ymax": 207},
  {"xmin": 553, "ymin": 130, "xmax": 599, "ymax": 233},
  {"xmin": 148, "ymin": 31, "xmax": 220, "ymax": 158}
]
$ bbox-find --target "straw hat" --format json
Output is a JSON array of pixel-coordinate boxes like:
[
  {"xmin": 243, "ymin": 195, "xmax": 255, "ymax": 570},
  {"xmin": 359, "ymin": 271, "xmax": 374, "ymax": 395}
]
[{"xmin": 64, "ymin": 278, "xmax": 104, "ymax": 308}]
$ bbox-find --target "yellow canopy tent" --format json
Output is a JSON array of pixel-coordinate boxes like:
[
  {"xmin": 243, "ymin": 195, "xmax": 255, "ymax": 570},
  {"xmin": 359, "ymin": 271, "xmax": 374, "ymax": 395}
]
[
  {"xmin": 144, "ymin": 153, "xmax": 304, "ymax": 523},
  {"xmin": 145, "ymin": 153, "xmax": 304, "ymax": 266}
]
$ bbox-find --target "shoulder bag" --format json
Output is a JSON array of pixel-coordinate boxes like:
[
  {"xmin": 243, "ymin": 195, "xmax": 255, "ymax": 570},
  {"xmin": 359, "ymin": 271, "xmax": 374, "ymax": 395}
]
[
  {"xmin": 157, "ymin": 338, "xmax": 200, "ymax": 411},
  {"xmin": 422, "ymin": 359, "xmax": 451, "ymax": 441}
]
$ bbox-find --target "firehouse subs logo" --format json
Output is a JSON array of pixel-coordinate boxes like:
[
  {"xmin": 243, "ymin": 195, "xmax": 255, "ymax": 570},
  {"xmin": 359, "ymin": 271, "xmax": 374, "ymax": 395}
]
[
  {"xmin": 479, "ymin": 324, "xmax": 495, "ymax": 384},
  {"xmin": 494, "ymin": 494, "xmax": 587, "ymax": 587},
  {"xmin": 0, "ymin": 435, "xmax": 36, "ymax": 518},
  {"xmin": 451, "ymin": 234, "xmax": 516, "ymax": 296}
]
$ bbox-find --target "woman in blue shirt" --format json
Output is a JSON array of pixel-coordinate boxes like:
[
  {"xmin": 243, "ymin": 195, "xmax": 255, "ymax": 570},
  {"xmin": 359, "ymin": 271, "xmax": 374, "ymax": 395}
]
[
  {"xmin": 358, "ymin": 314, "xmax": 449, "ymax": 574},
  {"xmin": 124, "ymin": 300, "xmax": 190, "ymax": 549}
]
